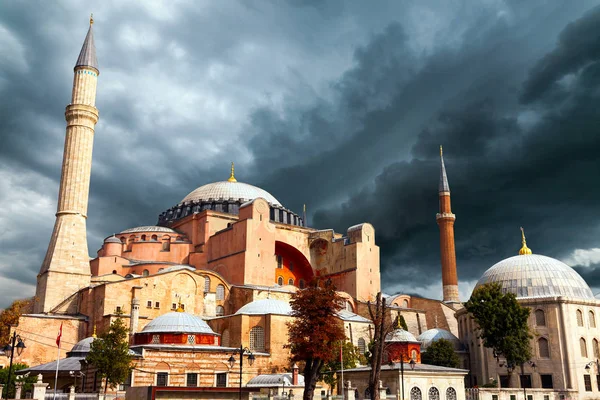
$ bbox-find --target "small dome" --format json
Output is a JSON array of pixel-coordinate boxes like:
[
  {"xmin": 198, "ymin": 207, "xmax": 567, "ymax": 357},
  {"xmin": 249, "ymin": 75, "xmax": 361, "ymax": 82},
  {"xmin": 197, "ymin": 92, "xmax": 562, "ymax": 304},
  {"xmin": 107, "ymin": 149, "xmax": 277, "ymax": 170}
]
[
  {"xmin": 67, "ymin": 336, "xmax": 96, "ymax": 357},
  {"xmin": 247, "ymin": 373, "xmax": 304, "ymax": 387},
  {"xmin": 182, "ymin": 181, "xmax": 282, "ymax": 206},
  {"xmin": 418, "ymin": 328, "xmax": 463, "ymax": 351},
  {"xmin": 142, "ymin": 312, "xmax": 215, "ymax": 334},
  {"xmin": 104, "ymin": 235, "xmax": 122, "ymax": 244},
  {"xmin": 385, "ymin": 329, "xmax": 418, "ymax": 343},
  {"xmin": 120, "ymin": 226, "xmax": 178, "ymax": 234},
  {"xmin": 476, "ymin": 254, "xmax": 594, "ymax": 299},
  {"xmin": 235, "ymin": 299, "xmax": 292, "ymax": 316}
]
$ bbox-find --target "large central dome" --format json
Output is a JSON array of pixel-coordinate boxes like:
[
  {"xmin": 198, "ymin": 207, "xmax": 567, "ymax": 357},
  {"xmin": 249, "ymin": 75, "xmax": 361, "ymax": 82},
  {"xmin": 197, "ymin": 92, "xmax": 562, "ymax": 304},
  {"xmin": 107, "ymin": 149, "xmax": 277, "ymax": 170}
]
[
  {"xmin": 182, "ymin": 181, "xmax": 281, "ymax": 206},
  {"xmin": 476, "ymin": 254, "xmax": 594, "ymax": 300}
]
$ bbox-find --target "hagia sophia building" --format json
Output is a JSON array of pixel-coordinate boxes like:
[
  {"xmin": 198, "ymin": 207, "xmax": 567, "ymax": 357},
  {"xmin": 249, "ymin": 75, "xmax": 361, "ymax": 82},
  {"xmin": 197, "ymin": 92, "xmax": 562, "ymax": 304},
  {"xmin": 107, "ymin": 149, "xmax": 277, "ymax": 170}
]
[{"xmin": 8, "ymin": 17, "xmax": 600, "ymax": 400}]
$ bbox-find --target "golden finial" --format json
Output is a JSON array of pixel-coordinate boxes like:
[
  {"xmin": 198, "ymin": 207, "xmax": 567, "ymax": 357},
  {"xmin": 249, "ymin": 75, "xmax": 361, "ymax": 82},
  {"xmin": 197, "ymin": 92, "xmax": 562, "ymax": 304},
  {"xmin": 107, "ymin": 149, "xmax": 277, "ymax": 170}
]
[
  {"xmin": 90, "ymin": 13, "xmax": 94, "ymax": 25},
  {"xmin": 92, "ymin": 325, "xmax": 97, "ymax": 338},
  {"xmin": 396, "ymin": 315, "xmax": 401, "ymax": 329},
  {"xmin": 440, "ymin": 145, "xmax": 443, "ymax": 157},
  {"xmin": 519, "ymin": 227, "xmax": 532, "ymax": 255},
  {"xmin": 176, "ymin": 299, "xmax": 184, "ymax": 312},
  {"xmin": 227, "ymin": 162, "xmax": 237, "ymax": 183}
]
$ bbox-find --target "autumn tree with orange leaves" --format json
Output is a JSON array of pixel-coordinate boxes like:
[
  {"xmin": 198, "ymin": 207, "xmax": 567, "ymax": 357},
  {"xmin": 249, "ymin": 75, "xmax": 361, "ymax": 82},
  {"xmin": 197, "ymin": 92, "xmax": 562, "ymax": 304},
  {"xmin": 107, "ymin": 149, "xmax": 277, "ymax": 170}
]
[
  {"xmin": 286, "ymin": 279, "xmax": 346, "ymax": 400},
  {"xmin": 0, "ymin": 298, "xmax": 33, "ymax": 346}
]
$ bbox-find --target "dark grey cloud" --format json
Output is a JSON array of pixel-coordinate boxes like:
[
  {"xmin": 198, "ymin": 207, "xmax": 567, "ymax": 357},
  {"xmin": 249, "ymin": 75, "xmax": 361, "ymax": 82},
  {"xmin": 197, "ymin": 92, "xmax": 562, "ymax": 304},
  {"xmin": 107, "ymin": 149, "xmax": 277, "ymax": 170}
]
[{"xmin": 2, "ymin": 1, "xmax": 600, "ymax": 307}]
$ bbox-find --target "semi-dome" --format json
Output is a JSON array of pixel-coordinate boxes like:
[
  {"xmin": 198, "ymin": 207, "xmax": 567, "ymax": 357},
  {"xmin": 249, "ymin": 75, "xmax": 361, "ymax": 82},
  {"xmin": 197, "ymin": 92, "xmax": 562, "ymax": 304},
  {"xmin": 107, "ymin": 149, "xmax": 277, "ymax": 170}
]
[
  {"xmin": 182, "ymin": 181, "xmax": 281, "ymax": 206},
  {"xmin": 386, "ymin": 328, "xmax": 418, "ymax": 343},
  {"xmin": 104, "ymin": 235, "xmax": 122, "ymax": 244},
  {"xmin": 418, "ymin": 328, "xmax": 463, "ymax": 351},
  {"xmin": 235, "ymin": 299, "xmax": 292, "ymax": 316},
  {"xmin": 476, "ymin": 254, "xmax": 594, "ymax": 300},
  {"xmin": 142, "ymin": 312, "xmax": 215, "ymax": 334}
]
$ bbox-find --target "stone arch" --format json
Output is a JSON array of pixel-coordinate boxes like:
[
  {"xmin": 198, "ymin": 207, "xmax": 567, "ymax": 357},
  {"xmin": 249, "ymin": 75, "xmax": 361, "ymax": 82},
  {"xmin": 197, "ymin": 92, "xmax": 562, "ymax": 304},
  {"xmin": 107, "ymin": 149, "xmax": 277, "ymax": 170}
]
[{"xmin": 275, "ymin": 241, "xmax": 313, "ymax": 286}]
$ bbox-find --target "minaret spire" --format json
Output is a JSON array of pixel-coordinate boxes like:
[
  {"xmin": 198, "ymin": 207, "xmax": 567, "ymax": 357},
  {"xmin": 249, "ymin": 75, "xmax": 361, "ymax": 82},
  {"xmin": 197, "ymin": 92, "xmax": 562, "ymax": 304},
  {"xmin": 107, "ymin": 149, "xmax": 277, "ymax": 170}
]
[
  {"xmin": 436, "ymin": 146, "xmax": 459, "ymax": 303},
  {"xmin": 35, "ymin": 18, "xmax": 100, "ymax": 313}
]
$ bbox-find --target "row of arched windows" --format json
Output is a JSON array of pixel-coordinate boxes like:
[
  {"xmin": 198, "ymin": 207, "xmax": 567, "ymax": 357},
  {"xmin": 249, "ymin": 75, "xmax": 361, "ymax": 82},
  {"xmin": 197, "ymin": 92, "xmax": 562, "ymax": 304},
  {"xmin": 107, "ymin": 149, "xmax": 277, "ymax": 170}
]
[
  {"xmin": 580, "ymin": 337, "xmax": 600, "ymax": 358},
  {"xmin": 203, "ymin": 277, "xmax": 226, "ymax": 300},
  {"xmin": 409, "ymin": 386, "xmax": 456, "ymax": 400},
  {"xmin": 576, "ymin": 309, "xmax": 596, "ymax": 328},
  {"xmin": 276, "ymin": 276, "xmax": 306, "ymax": 288}
]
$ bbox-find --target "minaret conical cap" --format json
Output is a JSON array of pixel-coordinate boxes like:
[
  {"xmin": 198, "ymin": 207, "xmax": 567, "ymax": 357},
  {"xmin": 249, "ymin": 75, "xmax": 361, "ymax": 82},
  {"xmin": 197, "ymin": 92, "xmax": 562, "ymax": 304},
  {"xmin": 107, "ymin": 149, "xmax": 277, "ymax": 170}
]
[
  {"xmin": 75, "ymin": 15, "xmax": 99, "ymax": 72},
  {"xmin": 439, "ymin": 145, "xmax": 450, "ymax": 193}
]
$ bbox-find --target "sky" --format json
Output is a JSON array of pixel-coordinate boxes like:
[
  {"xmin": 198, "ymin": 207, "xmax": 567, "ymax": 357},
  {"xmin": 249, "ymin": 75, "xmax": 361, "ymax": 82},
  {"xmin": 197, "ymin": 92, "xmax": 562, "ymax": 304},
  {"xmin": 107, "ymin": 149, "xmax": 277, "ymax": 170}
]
[{"xmin": 2, "ymin": 0, "xmax": 600, "ymax": 308}]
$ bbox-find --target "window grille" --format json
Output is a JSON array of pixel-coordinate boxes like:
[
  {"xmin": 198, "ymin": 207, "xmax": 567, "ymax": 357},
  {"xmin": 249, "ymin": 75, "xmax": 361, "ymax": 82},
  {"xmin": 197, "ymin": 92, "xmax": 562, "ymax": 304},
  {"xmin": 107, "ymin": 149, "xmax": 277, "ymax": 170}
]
[
  {"xmin": 590, "ymin": 311, "xmax": 596, "ymax": 328},
  {"xmin": 410, "ymin": 387, "xmax": 422, "ymax": 400},
  {"xmin": 429, "ymin": 387, "xmax": 440, "ymax": 400},
  {"xmin": 577, "ymin": 309, "xmax": 584, "ymax": 326},
  {"xmin": 216, "ymin": 373, "xmax": 227, "ymax": 388},
  {"xmin": 142, "ymin": 270, "xmax": 149, "ymax": 277},
  {"xmin": 204, "ymin": 276, "xmax": 211, "ymax": 292},
  {"xmin": 250, "ymin": 326, "xmax": 265, "ymax": 351},
  {"xmin": 581, "ymin": 337, "xmax": 588, "ymax": 357},
  {"xmin": 584, "ymin": 375, "xmax": 592, "ymax": 391},
  {"xmin": 277, "ymin": 277, "xmax": 283, "ymax": 286},
  {"xmin": 152, "ymin": 335, "xmax": 160, "ymax": 344},
  {"xmin": 155, "ymin": 301, "xmax": 160, "ymax": 308},
  {"xmin": 446, "ymin": 388, "xmax": 456, "ymax": 400},
  {"xmin": 538, "ymin": 338, "xmax": 550, "ymax": 358},
  {"xmin": 535, "ymin": 309, "xmax": 546, "ymax": 326},
  {"xmin": 186, "ymin": 373, "xmax": 198, "ymax": 387},
  {"xmin": 216, "ymin": 306, "xmax": 225, "ymax": 316},
  {"xmin": 221, "ymin": 329, "xmax": 230, "ymax": 347},
  {"xmin": 216, "ymin": 284, "xmax": 225, "ymax": 300},
  {"xmin": 157, "ymin": 372, "xmax": 168, "ymax": 387},
  {"xmin": 288, "ymin": 278, "xmax": 294, "ymax": 285},
  {"xmin": 187, "ymin": 335, "xmax": 195, "ymax": 345},
  {"xmin": 594, "ymin": 339, "xmax": 600, "ymax": 358},
  {"xmin": 147, "ymin": 301, "xmax": 152, "ymax": 308},
  {"xmin": 358, "ymin": 338, "xmax": 366, "ymax": 354}
]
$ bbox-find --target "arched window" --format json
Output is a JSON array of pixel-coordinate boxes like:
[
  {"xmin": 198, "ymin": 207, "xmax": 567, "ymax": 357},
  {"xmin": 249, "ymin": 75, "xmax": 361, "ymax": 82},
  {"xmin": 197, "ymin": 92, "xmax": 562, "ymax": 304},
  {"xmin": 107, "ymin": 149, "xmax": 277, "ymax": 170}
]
[
  {"xmin": 249, "ymin": 326, "xmax": 265, "ymax": 351},
  {"xmin": 577, "ymin": 309, "xmax": 584, "ymax": 326},
  {"xmin": 411, "ymin": 387, "xmax": 422, "ymax": 400},
  {"xmin": 141, "ymin": 234, "xmax": 146, "ymax": 241},
  {"xmin": 216, "ymin": 306, "xmax": 224, "ymax": 316},
  {"xmin": 162, "ymin": 236, "xmax": 171, "ymax": 251},
  {"xmin": 204, "ymin": 276, "xmax": 211, "ymax": 292},
  {"xmin": 288, "ymin": 278, "xmax": 294, "ymax": 286},
  {"xmin": 127, "ymin": 235, "xmax": 135, "ymax": 251},
  {"xmin": 535, "ymin": 309, "xmax": 546, "ymax": 326},
  {"xmin": 120, "ymin": 236, "xmax": 126, "ymax": 243},
  {"xmin": 299, "ymin": 279, "xmax": 305, "ymax": 289},
  {"xmin": 151, "ymin": 234, "xmax": 158, "ymax": 241},
  {"xmin": 277, "ymin": 277, "xmax": 283, "ymax": 286},
  {"xmin": 594, "ymin": 339, "xmax": 600, "ymax": 358},
  {"xmin": 142, "ymin": 269, "xmax": 149, "ymax": 277},
  {"xmin": 538, "ymin": 338, "xmax": 550, "ymax": 358},
  {"xmin": 112, "ymin": 270, "xmax": 117, "ymax": 274},
  {"xmin": 221, "ymin": 329, "xmax": 230, "ymax": 347},
  {"xmin": 358, "ymin": 338, "xmax": 366, "ymax": 355},
  {"xmin": 403, "ymin": 299, "xmax": 409, "ymax": 308},
  {"xmin": 411, "ymin": 349, "xmax": 418, "ymax": 360},
  {"xmin": 581, "ymin": 337, "xmax": 588, "ymax": 357},
  {"xmin": 429, "ymin": 387, "xmax": 440, "ymax": 400},
  {"xmin": 216, "ymin": 284, "xmax": 225, "ymax": 300},
  {"xmin": 345, "ymin": 301, "xmax": 353, "ymax": 312},
  {"xmin": 590, "ymin": 311, "xmax": 596, "ymax": 328},
  {"xmin": 446, "ymin": 388, "xmax": 456, "ymax": 400}
]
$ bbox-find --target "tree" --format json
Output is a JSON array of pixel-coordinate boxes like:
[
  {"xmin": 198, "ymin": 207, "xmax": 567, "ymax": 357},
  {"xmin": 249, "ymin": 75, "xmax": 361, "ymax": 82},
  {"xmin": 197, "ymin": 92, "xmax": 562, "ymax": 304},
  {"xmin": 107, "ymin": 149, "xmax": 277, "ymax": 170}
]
[
  {"xmin": 86, "ymin": 316, "xmax": 132, "ymax": 393},
  {"xmin": 421, "ymin": 339, "xmax": 460, "ymax": 368},
  {"xmin": 0, "ymin": 298, "xmax": 33, "ymax": 346},
  {"xmin": 286, "ymin": 279, "xmax": 346, "ymax": 400},
  {"xmin": 367, "ymin": 292, "xmax": 395, "ymax": 400},
  {"xmin": 465, "ymin": 283, "xmax": 532, "ymax": 375},
  {"xmin": 321, "ymin": 341, "xmax": 365, "ymax": 392},
  {"xmin": 0, "ymin": 363, "xmax": 37, "ymax": 398}
]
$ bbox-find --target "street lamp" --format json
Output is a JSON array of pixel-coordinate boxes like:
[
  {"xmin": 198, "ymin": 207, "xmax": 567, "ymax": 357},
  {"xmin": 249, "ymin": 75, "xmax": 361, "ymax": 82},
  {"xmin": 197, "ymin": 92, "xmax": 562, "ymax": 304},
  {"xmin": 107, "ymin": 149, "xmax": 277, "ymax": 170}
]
[
  {"xmin": 228, "ymin": 345, "xmax": 255, "ymax": 400},
  {"xmin": 389, "ymin": 352, "xmax": 416, "ymax": 400},
  {"xmin": 520, "ymin": 361, "xmax": 536, "ymax": 400},
  {"xmin": 2, "ymin": 331, "xmax": 26, "ymax": 400}
]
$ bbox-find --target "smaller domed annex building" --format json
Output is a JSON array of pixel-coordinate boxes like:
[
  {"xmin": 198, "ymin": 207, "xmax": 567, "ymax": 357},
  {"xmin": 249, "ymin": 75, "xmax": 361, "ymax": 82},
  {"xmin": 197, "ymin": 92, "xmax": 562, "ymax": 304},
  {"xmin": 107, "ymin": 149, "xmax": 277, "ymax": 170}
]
[{"xmin": 458, "ymin": 233, "xmax": 600, "ymax": 399}]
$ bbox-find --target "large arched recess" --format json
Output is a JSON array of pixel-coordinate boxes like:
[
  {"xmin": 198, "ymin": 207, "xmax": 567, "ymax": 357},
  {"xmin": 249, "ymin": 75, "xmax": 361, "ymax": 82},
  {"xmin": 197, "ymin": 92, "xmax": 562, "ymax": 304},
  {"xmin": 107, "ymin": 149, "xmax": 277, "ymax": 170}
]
[{"xmin": 274, "ymin": 241, "xmax": 313, "ymax": 287}]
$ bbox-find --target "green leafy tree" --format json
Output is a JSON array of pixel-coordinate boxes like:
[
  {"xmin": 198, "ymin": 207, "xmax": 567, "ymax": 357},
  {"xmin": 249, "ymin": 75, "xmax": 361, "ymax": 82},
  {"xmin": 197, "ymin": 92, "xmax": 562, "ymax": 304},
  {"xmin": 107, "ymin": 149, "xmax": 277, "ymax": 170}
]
[
  {"xmin": 0, "ymin": 363, "xmax": 37, "ymax": 398},
  {"xmin": 465, "ymin": 283, "xmax": 532, "ymax": 377},
  {"xmin": 421, "ymin": 339, "xmax": 460, "ymax": 368},
  {"xmin": 286, "ymin": 279, "xmax": 346, "ymax": 400},
  {"xmin": 321, "ymin": 341, "xmax": 365, "ymax": 392},
  {"xmin": 86, "ymin": 317, "xmax": 132, "ymax": 393}
]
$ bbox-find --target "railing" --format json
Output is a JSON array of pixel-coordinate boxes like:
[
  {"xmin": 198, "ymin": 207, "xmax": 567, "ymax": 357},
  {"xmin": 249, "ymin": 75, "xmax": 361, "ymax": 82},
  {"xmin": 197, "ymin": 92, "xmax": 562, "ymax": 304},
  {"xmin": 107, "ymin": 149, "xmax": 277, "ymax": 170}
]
[
  {"xmin": 466, "ymin": 388, "xmax": 480, "ymax": 400},
  {"xmin": 45, "ymin": 394, "xmax": 69, "ymax": 400}
]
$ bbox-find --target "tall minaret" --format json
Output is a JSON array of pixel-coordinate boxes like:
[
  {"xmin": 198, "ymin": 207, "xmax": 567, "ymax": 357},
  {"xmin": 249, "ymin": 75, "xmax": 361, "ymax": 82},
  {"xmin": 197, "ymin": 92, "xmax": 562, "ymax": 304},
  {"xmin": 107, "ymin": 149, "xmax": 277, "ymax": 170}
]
[
  {"xmin": 436, "ymin": 146, "xmax": 460, "ymax": 303},
  {"xmin": 35, "ymin": 16, "xmax": 99, "ymax": 313}
]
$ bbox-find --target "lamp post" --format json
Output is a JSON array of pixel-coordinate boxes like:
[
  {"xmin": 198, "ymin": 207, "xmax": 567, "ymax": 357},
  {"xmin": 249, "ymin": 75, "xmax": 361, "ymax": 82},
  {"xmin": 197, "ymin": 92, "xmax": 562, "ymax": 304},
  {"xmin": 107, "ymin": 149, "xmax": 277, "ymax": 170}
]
[
  {"xmin": 2, "ymin": 330, "xmax": 26, "ymax": 400},
  {"xmin": 228, "ymin": 345, "xmax": 255, "ymax": 400},
  {"xmin": 389, "ymin": 352, "xmax": 416, "ymax": 400}
]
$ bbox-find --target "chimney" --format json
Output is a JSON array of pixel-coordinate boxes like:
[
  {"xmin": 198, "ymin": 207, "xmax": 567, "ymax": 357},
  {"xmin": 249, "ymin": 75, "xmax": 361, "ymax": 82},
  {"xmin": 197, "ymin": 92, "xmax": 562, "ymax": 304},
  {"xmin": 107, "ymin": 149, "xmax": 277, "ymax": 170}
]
[{"xmin": 292, "ymin": 363, "xmax": 299, "ymax": 385}]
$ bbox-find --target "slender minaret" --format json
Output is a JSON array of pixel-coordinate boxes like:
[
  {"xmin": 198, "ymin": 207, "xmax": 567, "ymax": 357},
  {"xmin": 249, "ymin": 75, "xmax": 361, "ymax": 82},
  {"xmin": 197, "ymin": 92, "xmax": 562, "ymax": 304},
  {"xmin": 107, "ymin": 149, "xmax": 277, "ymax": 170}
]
[
  {"xmin": 35, "ymin": 16, "xmax": 99, "ymax": 313},
  {"xmin": 436, "ymin": 146, "xmax": 460, "ymax": 303}
]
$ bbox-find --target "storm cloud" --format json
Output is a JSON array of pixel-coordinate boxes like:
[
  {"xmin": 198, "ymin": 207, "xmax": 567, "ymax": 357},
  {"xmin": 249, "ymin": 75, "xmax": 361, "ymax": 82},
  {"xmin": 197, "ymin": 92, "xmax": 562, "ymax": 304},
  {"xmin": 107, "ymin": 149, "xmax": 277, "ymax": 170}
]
[{"xmin": 2, "ymin": 1, "xmax": 600, "ymax": 307}]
